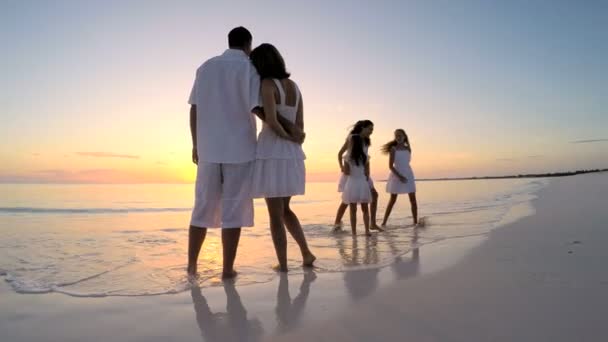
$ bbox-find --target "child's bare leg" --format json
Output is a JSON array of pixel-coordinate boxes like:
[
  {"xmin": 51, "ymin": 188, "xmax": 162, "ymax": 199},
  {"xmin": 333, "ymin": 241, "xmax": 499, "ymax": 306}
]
[
  {"xmin": 349, "ymin": 203, "xmax": 357, "ymax": 235},
  {"xmin": 361, "ymin": 203, "xmax": 371, "ymax": 236},
  {"xmin": 408, "ymin": 192, "xmax": 418, "ymax": 225},
  {"xmin": 382, "ymin": 194, "xmax": 398, "ymax": 226},
  {"xmin": 370, "ymin": 189, "xmax": 383, "ymax": 231},
  {"xmin": 333, "ymin": 202, "xmax": 348, "ymax": 230}
]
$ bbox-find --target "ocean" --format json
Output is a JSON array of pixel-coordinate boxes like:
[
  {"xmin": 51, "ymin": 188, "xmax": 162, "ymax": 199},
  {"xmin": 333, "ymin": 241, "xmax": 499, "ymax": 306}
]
[{"xmin": 0, "ymin": 178, "xmax": 547, "ymax": 297}]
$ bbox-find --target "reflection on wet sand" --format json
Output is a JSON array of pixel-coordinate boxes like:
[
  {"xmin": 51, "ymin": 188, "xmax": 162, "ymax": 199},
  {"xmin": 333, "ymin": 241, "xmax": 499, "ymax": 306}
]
[
  {"xmin": 391, "ymin": 227, "xmax": 420, "ymax": 280},
  {"xmin": 191, "ymin": 281, "xmax": 263, "ymax": 342},
  {"xmin": 338, "ymin": 236, "xmax": 381, "ymax": 301},
  {"xmin": 190, "ymin": 228, "xmax": 422, "ymax": 341},
  {"xmin": 275, "ymin": 270, "xmax": 317, "ymax": 334}
]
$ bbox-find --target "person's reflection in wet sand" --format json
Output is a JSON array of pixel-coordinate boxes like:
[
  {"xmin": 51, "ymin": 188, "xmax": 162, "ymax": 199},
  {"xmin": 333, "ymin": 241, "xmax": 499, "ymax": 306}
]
[
  {"xmin": 338, "ymin": 235, "xmax": 381, "ymax": 301},
  {"xmin": 391, "ymin": 227, "xmax": 420, "ymax": 280},
  {"xmin": 275, "ymin": 269, "xmax": 317, "ymax": 334},
  {"xmin": 191, "ymin": 281, "xmax": 263, "ymax": 342}
]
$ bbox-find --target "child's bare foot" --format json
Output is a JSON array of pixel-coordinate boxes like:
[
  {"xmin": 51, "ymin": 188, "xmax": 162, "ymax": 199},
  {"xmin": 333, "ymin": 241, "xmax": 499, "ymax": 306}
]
[
  {"xmin": 187, "ymin": 272, "xmax": 199, "ymax": 284},
  {"xmin": 187, "ymin": 264, "xmax": 197, "ymax": 276},
  {"xmin": 370, "ymin": 224, "xmax": 384, "ymax": 232},
  {"xmin": 416, "ymin": 217, "xmax": 427, "ymax": 227},
  {"xmin": 303, "ymin": 253, "xmax": 316, "ymax": 267},
  {"xmin": 272, "ymin": 264, "xmax": 289, "ymax": 273},
  {"xmin": 222, "ymin": 270, "xmax": 238, "ymax": 279},
  {"xmin": 303, "ymin": 269, "xmax": 317, "ymax": 283}
]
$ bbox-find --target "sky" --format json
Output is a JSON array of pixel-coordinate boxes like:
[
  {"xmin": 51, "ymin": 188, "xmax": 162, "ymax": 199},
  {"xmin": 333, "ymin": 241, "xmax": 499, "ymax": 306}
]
[{"xmin": 1, "ymin": 0, "xmax": 607, "ymax": 183}]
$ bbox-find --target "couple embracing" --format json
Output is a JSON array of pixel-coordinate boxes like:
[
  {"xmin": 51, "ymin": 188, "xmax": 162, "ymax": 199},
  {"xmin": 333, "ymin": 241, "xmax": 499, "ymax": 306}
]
[{"xmin": 187, "ymin": 27, "xmax": 315, "ymax": 278}]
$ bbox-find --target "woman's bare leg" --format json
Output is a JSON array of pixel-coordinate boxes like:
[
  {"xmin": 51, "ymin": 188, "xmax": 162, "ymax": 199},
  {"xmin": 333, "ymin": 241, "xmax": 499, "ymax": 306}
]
[
  {"xmin": 266, "ymin": 197, "xmax": 288, "ymax": 272},
  {"xmin": 282, "ymin": 197, "xmax": 316, "ymax": 267}
]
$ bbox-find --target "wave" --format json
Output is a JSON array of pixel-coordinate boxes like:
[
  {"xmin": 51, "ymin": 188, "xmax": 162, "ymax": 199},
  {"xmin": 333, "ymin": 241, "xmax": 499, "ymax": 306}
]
[{"xmin": 0, "ymin": 199, "xmax": 332, "ymax": 215}]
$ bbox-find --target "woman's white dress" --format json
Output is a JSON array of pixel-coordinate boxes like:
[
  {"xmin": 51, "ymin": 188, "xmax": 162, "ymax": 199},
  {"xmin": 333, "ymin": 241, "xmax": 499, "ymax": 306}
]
[
  {"xmin": 386, "ymin": 149, "xmax": 416, "ymax": 194},
  {"xmin": 252, "ymin": 79, "xmax": 306, "ymax": 198}
]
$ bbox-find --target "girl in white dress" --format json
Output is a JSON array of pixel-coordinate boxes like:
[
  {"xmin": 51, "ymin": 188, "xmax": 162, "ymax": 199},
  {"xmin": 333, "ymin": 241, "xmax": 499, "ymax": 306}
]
[
  {"xmin": 333, "ymin": 120, "xmax": 383, "ymax": 232},
  {"xmin": 381, "ymin": 129, "xmax": 418, "ymax": 226},
  {"xmin": 342, "ymin": 135, "xmax": 372, "ymax": 236},
  {"xmin": 250, "ymin": 44, "xmax": 315, "ymax": 272}
]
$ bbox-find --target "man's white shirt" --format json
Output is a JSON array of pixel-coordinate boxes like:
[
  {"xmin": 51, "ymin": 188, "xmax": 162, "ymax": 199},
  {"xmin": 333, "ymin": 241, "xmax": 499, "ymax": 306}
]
[{"xmin": 188, "ymin": 49, "xmax": 261, "ymax": 164}]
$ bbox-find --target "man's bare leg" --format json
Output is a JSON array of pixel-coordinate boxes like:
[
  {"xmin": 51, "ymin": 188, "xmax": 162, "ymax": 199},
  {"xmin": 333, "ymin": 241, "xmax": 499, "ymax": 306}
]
[
  {"xmin": 188, "ymin": 225, "xmax": 207, "ymax": 275},
  {"xmin": 222, "ymin": 228, "xmax": 241, "ymax": 279}
]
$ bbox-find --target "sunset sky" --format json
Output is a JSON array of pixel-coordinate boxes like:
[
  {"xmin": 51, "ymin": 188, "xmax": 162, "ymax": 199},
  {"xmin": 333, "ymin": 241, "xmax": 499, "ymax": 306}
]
[{"xmin": 1, "ymin": 0, "xmax": 607, "ymax": 183}]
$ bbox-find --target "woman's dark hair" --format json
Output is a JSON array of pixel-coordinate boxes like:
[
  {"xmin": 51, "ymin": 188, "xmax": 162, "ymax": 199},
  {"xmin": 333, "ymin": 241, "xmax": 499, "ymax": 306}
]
[
  {"xmin": 381, "ymin": 129, "xmax": 411, "ymax": 154},
  {"xmin": 250, "ymin": 43, "xmax": 291, "ymax": 79},
  {"xmin": 228, "ymin": 27, "xmax": 252, "ymax": 49},
  {"xmin": 349, "ymin": 120, "xmax": 373, "ymax": 146},
  {"xmin": 349, "ymin": 134, "xmax": 368, "ymax": 166}
]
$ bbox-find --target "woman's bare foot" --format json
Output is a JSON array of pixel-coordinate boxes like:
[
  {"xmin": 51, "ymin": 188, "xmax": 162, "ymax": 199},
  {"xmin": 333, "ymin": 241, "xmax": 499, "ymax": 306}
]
[
  {"xmin": 365, "ymin": 231, "xmax": 372, "ymax": 237},
  {"xmin": 332, "ymin": 222, "xmax": 343, "ymax": 232},
  {"xmin": 303, "ymin": 253, "xmax": 316, "ymax": 267},
  {"xmin": 222, "ymin": 270, "xmax": 238, "ymax": 279},
  {"xmin": 272, "ymin": 264, "xmax": 289, "ymax": 273}
]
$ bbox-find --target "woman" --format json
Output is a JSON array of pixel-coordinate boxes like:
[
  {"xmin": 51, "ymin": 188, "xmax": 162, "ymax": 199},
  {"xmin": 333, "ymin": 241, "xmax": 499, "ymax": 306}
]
[
  {"xmin": 333, "ymin": 120, "xmax": 382, "ymax": 232},
  {"xmin": 250, "ymin": 43, "xmax": 316, "ymax": 272}
]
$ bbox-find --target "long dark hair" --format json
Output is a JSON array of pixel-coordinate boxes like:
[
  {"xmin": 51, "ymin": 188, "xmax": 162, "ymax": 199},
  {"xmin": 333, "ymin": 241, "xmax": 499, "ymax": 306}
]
[
  {"xmin": 349, "ymin": 120, "xmax": 373, "ymax": 146},
  {"xmin": 250, "ymin": 43, "xmax": 290, "ymax": 79},
  {"xmin": 349, "ymin": 134, "xmax": 368, "ymax": 166},
  {"xmin": 381, "ymin": 129, "xmax": 411, "ymax": 154}
]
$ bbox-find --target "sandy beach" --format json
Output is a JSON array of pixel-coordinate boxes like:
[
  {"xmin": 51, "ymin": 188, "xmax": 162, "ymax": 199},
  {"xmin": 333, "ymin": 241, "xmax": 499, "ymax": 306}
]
[{"xmin": 1, "ymin": 172, "xmax": 607, "ymax": 342}]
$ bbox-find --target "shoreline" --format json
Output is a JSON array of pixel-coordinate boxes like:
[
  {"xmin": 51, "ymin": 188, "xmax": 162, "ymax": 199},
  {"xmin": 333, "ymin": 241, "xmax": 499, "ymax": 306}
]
[{"xmin": 1, "ymin": 173, "xmax": 606, "ymax": 341}]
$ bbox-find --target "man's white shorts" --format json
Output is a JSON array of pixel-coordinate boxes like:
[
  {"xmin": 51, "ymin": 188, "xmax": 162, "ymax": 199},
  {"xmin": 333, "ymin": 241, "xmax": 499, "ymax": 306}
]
[{"xmin": 190, "ymin": 162, "xmax": 254, "ymax": 229}]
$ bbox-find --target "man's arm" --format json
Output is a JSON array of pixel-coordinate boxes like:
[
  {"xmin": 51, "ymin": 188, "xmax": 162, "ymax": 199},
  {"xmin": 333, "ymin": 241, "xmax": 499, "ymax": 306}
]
[{"xmin": 190, "ymin": 105, "xmax": 198, "ymax": 164}]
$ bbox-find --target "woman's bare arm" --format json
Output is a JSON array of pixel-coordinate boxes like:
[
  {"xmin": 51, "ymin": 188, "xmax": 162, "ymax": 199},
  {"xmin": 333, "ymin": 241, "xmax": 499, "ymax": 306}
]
[{"xmin": 261, "ymin": 79, "xmax": 291, "ymax": 140}]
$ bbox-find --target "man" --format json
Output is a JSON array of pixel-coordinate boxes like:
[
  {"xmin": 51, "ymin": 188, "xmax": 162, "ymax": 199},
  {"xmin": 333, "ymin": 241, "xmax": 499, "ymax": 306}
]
[{"xmin": 187, "ymin": 27, "xmax": 260, "ymax": 279}]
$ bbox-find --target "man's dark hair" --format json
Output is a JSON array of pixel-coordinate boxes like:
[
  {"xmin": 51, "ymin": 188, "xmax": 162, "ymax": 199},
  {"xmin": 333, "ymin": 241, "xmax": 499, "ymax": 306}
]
[{"xmin": 228, "ymin": 27, "xmax": 252, "ymax": 49}]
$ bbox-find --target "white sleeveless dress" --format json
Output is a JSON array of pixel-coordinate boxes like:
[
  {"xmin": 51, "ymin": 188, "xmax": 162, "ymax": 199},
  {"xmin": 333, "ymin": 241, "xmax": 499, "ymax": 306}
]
[
  {"xmin": 386, "ymin": 149, "xmax": 416, "ymax": 194},
  {"xmin": 252, "ymin": 79, "xmax": 306, "ymax": 198},
  {"xmin": 337, "ymin": 137, "xmax": 374, "ymax": 192},
  {"xmin": 342, "ymin": 159, "xmax": 372, "ymax": 204}
]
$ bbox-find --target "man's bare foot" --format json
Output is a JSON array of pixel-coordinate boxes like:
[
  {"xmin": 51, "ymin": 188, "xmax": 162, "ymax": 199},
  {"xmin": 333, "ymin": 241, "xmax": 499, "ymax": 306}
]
[
  {"xmin": 272, "ymin": 264, "xmax": 289, "ymax": 273},
  {"xmin": 221, "ymin": 270, "xmax": 238, "ymax": 279},
  {"xmin": 303, "ymin": 253, "xmax": 316, "ymax": 267}
]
